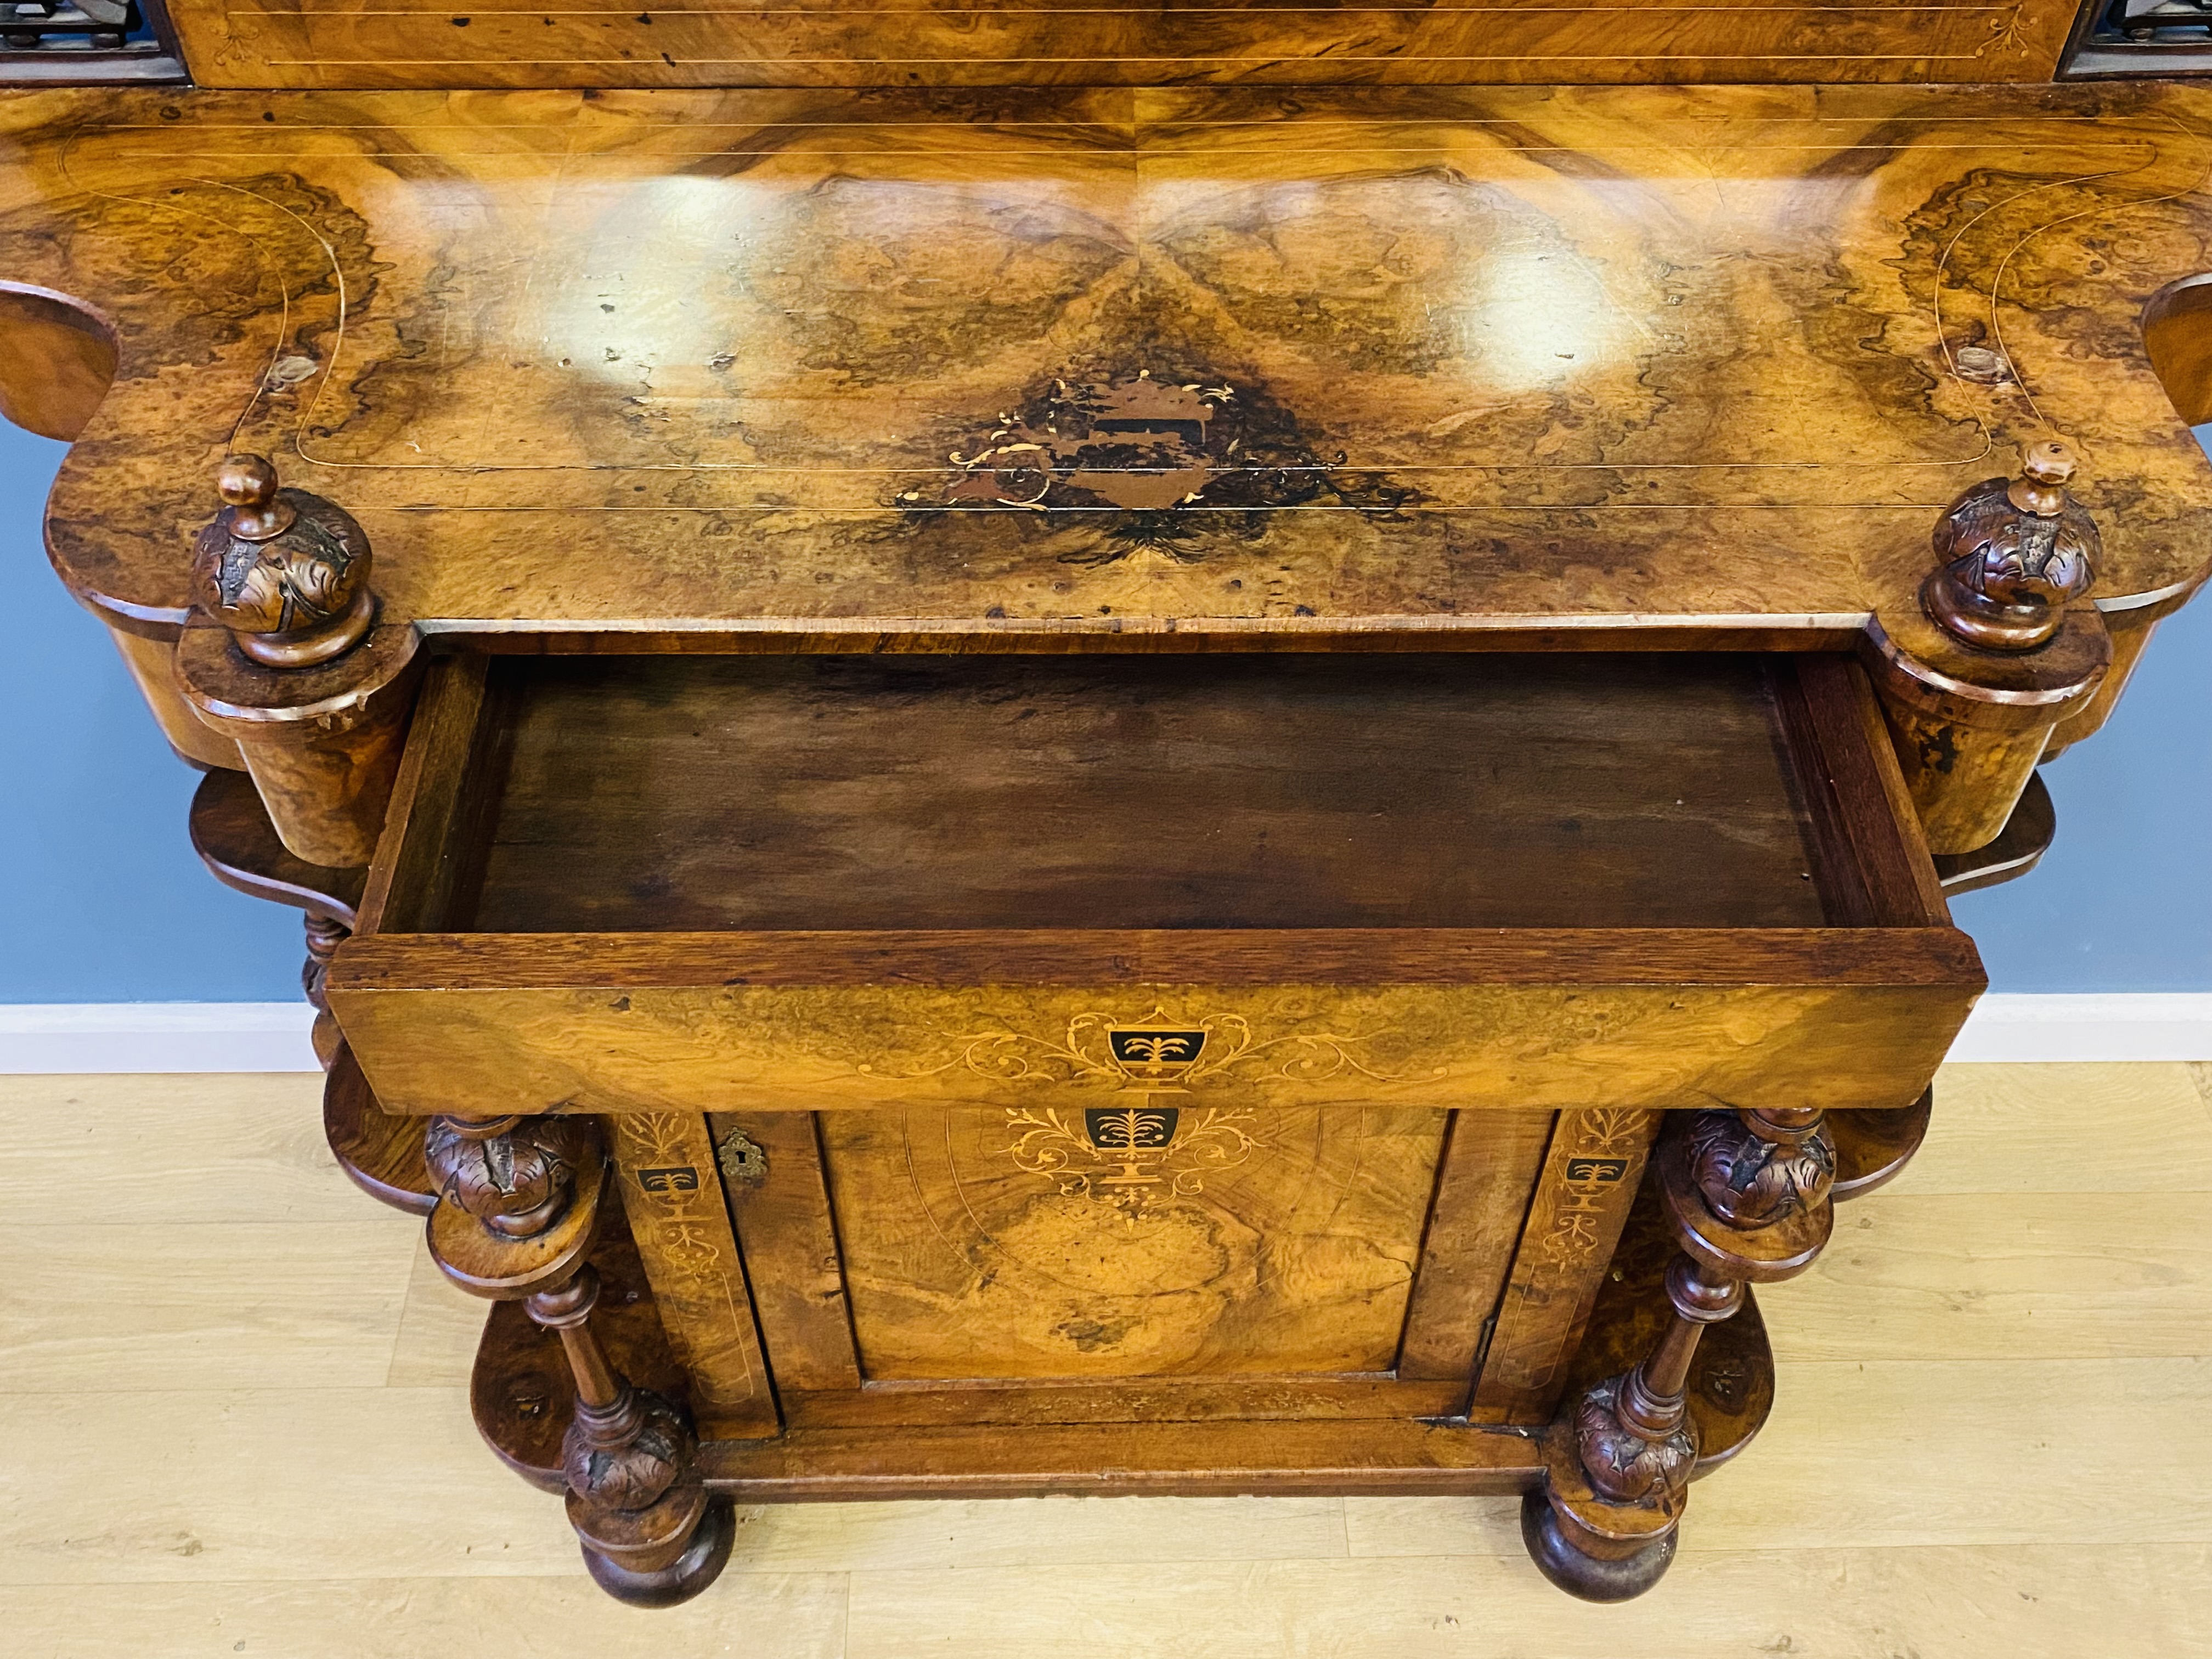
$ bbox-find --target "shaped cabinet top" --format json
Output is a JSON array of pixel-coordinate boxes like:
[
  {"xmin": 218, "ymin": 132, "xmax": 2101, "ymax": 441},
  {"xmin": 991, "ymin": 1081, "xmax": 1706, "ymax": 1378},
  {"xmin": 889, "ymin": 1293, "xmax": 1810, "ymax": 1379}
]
[{"xmin": 5, "ymin": 81, "xmax": 2211, "ymax": 645}]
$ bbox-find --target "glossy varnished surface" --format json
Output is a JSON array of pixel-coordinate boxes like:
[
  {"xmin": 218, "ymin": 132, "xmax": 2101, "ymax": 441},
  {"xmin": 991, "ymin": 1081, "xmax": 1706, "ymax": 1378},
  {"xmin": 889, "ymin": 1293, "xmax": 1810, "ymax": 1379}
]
[
  {"xmin": 466, "ymin": 653, "xmax": 1825, "ymax": 933},
  {"xmin": 6, "ymin": 82, "xmax": 2212, "ymax": 639},
  {"xmin": 161, "ymin": 0, "xmax": 2078, "ymax": 90}
]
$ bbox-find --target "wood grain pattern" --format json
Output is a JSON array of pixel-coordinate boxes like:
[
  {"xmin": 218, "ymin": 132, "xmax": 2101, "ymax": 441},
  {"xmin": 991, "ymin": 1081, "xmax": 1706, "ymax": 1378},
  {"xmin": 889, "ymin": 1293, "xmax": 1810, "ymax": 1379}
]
[
  {"xmin": 815, "ymin": 1102, "xmax": 1448, "ymax": 1383},
  {"xmin": 354, "ymin": 653, "xmax": 493, "ymax": 938},
  {"xmin": 1861, "ymin": 594, "xmax": 2109, "ymax": 855},
  {"xmin": 468, "ymin": 653, "xmax": 1829, "ymax": 934},
  {"xmin": 104, "ymin": 621, "xmax": 243, "ymax": 772},
  {"xmin": 716, "ymin": 1110, "xmax": 865, "ymax": 1393},
  {"xmin": 4, "ymin": 1575, "xmax": 854, "ymax": 1659},
  {"xmin": 7, "ymin": 83, "xmax": 2212, "ymax": 651},
  {"xmin": 0, "ymin": 280, "xmax": 112, "ymax": 441},
  {"xmin": 322, "ymin": 1042, "xmax": 436, "ymax": 1214},
  {"xmin": 332, "ymin": 939, "xmax": 1980, "ymax": 1120},
  {"xmin": 0, "ymin": 1218, "xmax": 415, "ymax": 1393},
  {"xmin": 159, "ymin": 0, "xmax": 2079, "ymax": 90},
  {"xmin": 1774, "ymin": 654, "xmax": 1950, "ymax": 929},
  {"xmin": 189, "ymin": 765, "xmax": 366, "ymax": 927},
  {"xmin": 1470, "ymin": 1106, "xmax": 1658, "ymax": 1421},
  {"xmin": 1914, "ymin": 1062, "xmax": 2212, "ymax": 1193},
  {"xmin": 1775, "ymin": 1192, "xmax": 2212, "ymax": 1361},
  {"xmin": 695, "ymin": 1415, "xmax": 1547, "ymax": 1499},
  {"xmin": 176, "ymin": 618, "xmax": 425, "ymax": 868},
  {"xmin": 0, "ymin": 1072, "xmax": 349, "ymax": 1226},
  {"xmin": 12, "ymin": 1548, "xmax": 2208, "ymax": 1659},
  {"xmin": 384, "ymin": 1232, "xmax": 488, "ymax": 1386},
  {"xmin": 607, "ymin": 1111, "xmax": 783, "ymax": 1438},
  {"xmin": 840, "ymin": 1544, "xmax": 2212, "ymax": 1659},
  {"xmin": 1393, "ymin": 1107, "xmax": 1553, "ymax": 1384},
  {"xmin": 777, "ymin": 1375, "xmax": 1474, "ymax": 1429}
]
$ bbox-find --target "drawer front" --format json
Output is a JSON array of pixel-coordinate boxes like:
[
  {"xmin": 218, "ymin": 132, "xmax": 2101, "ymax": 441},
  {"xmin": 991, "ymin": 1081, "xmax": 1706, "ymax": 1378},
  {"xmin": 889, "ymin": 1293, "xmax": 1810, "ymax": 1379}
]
[{"xmin": 331, "ymin": 940, "xmax": 1977, "ymax": 1119}]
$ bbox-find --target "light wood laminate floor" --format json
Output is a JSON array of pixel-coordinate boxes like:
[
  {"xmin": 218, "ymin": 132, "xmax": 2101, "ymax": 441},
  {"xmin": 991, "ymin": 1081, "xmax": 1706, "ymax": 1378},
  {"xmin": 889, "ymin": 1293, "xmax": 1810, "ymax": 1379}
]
[{"xmin": 3, "ymin": 1063, "xmax": 2208, "ymax": 1658}]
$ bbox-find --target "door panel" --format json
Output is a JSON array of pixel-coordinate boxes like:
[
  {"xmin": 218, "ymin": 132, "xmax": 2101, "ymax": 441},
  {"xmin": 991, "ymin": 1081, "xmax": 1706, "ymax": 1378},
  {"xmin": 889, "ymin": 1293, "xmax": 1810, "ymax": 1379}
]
[{"xmin": 816, "ymin": 1102, "xmax": 1452, "ymax": 1381}]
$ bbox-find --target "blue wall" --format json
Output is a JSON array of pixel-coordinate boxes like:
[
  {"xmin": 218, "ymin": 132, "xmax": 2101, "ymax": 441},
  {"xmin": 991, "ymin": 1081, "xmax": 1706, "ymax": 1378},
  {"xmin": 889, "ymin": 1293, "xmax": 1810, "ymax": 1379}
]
[
  {"xmin": 1, "ymin": 423, "xmax": 303, "ymax": 1000},
  {"xmin": 2, "ymin": 419, "xmax": 2207, "ymax": 1001}
]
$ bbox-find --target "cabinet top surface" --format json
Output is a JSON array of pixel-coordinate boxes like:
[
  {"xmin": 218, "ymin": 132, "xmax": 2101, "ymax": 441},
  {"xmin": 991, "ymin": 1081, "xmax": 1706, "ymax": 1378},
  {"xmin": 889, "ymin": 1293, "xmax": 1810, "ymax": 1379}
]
[{"xmin": 7, "ymin": 81, "xmax": 2212, "ymax": 642}]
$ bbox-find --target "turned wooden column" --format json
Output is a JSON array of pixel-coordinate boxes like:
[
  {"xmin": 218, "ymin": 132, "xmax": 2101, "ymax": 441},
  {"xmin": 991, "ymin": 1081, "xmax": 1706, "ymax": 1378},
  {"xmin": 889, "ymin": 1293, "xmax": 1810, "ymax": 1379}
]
[
  {"xmin": 1525, "ymin": 1107, "xmax": 1837, "ymax": 1601},
  {"xmin": 422, "ymin": 1111, "xmax": 734, "ymax": 1607},
  {"xmin": 174, "ymin": 454, "xmax": 422, "ymax": 869},
  {"xmin": 1862, "ymin": 440, "xmax": 2109, "ymax": 855}
]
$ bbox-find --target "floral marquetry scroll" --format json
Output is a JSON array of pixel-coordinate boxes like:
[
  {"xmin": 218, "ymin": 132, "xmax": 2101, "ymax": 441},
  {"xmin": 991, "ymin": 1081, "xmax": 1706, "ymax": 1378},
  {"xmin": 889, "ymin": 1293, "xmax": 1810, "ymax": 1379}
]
[
  {"xmin": 908, "ymin": 371, "xmax": 1417, "ymax": 566},
  {"xmin": 1472, "ymin": 1109, "xmax": 1661, "ymax": 1423},
  {"xmin": 860, "ymin": 1003, "xmax": 1426, "ymax": 1095},
  {"xmin": 1002, "ymin": 1103, "xmax": 1267, "ymax": 1200},
  {"xmin": 607, "ymin": 1114, "xmax": 780, "ymax": 1440}
]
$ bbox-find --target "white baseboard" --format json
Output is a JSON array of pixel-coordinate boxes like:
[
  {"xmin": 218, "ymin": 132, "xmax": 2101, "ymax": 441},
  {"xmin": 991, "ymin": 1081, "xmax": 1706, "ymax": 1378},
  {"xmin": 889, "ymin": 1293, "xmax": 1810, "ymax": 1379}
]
[
  {"xmin": 1, "ymin": 993, "xmax": 2209, "ymax": 1075},
  {"xmin": 0, "ymin": 1002, "xmax": 319, "ymax": 1074},
  {"xmin": 1943, "ymin": 994, "xmax": 2212, "ymax": 1063}
]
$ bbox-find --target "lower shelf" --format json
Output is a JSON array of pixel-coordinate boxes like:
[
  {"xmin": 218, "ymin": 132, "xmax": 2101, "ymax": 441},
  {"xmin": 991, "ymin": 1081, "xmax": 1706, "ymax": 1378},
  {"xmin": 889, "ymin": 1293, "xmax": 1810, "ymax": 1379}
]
[{"xmin": 696, "ymin": 1416, "xmax": 1544, "ymax": 1500}]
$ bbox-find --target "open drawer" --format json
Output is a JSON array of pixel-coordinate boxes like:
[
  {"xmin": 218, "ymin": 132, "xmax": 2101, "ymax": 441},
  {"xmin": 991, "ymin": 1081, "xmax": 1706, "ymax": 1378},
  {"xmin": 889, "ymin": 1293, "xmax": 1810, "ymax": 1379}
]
[{"xmin": 331, "ymin": 649, "xmax": 1983, "ymax": 1121}]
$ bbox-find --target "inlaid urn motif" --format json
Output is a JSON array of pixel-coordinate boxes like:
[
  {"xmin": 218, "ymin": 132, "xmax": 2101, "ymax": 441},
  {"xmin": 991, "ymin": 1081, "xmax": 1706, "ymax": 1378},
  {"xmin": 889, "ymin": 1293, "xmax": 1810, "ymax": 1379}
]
[{"xmin": 904, "ymin": 370, "xmax": 1417, "ymax": 563}]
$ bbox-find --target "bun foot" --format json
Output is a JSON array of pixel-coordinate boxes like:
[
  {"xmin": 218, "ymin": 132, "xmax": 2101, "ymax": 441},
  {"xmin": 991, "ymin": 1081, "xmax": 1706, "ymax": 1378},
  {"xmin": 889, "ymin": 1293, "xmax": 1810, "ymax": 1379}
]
[
  {"xmin": 1519, "ymin": 1489, "xmax": 1677, "ymax": 1603},
  {"xmin": 578, "ymin": 1491, "xmax": 735, "ymax": 1609}
]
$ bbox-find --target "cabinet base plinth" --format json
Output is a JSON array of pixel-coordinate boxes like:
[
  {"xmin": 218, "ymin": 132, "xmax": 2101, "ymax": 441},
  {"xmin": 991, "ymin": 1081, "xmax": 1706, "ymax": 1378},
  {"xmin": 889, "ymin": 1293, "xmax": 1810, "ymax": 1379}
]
[
  {"xmin": 1519, "ymin": 1490, "xmax": 1678, "ymax": 1602},
  {"xmin": 580, "ymin": 1496, "xmax": 736, "ymax": 1609}
]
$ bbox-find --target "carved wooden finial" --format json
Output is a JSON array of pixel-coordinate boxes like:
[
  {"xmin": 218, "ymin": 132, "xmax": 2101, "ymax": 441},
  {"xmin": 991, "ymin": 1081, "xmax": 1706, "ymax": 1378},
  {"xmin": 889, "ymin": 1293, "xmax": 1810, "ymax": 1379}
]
[
  {"xmin": 191, "ymin": 452, "xmax": 376, "ymax": 668},
  {"xmin": 1922, "ymin": 439, "xmax": 2098, "ymax": 652}
]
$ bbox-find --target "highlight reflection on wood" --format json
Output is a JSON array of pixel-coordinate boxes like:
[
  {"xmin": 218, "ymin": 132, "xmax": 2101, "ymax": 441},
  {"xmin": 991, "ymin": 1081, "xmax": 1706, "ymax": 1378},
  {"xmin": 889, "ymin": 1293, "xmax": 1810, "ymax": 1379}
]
[{"xmin": 5, "ymin": 82, "xmax": 2212, "ymax": 647}]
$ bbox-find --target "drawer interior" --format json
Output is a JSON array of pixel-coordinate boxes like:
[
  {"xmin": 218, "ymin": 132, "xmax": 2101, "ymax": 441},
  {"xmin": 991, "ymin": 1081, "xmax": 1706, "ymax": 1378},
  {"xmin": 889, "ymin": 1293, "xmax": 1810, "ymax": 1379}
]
[{"xmin": 413, "ymin": 652, "xmax": 1874, "ymax": 935}]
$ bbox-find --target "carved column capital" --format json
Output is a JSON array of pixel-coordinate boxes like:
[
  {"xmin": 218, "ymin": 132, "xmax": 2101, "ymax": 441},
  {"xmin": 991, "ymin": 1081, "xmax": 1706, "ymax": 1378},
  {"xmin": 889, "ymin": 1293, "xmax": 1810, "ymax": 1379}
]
[
  {"xmin": 1573, "ymin": 1373, "xmax": 1697, "ymax": 1506},
  {"xmin": 427, "ymin": 1113, "xmax": 603, "ymax": 1240},
  {"xmin": 191, "ymin": 453, "xmax": 377, "ymax": 668},
  {"xmin": 1922, "ymin": 440, "xmax": 2098, "ymax": 654},
  {"xmin": 1684, "ymin": 1108, "xmax": 1837, "ymax": 1229}
]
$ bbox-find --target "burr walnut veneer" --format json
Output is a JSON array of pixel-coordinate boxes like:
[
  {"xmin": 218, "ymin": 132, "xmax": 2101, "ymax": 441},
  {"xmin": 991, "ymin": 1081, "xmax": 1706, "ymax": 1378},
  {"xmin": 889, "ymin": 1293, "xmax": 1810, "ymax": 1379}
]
[{"xmin": 6, "ymin": 65, "xmax": 2210, "ymax": 1605}]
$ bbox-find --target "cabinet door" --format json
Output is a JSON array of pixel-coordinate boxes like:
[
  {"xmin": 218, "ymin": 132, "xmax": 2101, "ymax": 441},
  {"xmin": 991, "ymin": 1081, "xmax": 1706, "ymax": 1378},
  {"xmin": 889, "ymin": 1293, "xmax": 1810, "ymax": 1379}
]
[{"xmin": 714, "ymin": 1101, "xmax": 1584, "ymax": 1426}]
